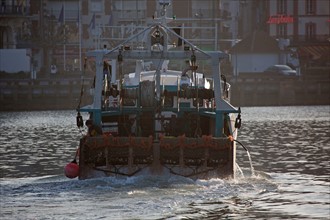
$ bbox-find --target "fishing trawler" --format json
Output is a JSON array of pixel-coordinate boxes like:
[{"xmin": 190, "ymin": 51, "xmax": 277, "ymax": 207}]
[{"xmin": 65, "ymin": 1, "xmax": 243, "ymax": 180}]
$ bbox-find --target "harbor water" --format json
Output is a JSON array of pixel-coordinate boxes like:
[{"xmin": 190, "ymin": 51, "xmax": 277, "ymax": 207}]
[{"xmin": 0, "ymin": 106, "xmax": 329, "ymax": 219}]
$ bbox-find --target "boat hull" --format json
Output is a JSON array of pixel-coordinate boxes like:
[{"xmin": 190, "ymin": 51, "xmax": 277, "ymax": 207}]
[{"xmin": 78, "ymin": 135, "xmax": 236, "ymax": 180}]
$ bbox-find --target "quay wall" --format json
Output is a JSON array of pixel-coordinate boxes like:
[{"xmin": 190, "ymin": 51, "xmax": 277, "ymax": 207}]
[
  {"xmin": 229, "ymin": 73, "xmax": 330, "ymax": 107},
  {"xmin": 0, "ymin": 77, "xmax": 93, "ymax": 111},
  {"xmin": 0, "ymin": 73, "xmax": 329, "ymax": 111}
]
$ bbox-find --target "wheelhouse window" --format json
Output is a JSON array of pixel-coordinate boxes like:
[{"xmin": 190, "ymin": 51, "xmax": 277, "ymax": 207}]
[
  {"xmin": 306, "ymin": 0, "xmax": 316, "ymax": 15},
  {"xmin": 305, "ymin": 22, "xmax": 316, "ymax": 40}
]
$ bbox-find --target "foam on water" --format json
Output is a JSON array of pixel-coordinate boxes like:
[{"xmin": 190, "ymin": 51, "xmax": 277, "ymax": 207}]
[
  {"xmin": 0, "ymin": 170, "xmax": 278, "ymax": 219},
  {"xmin": 2, "ymin": 168, "xmax": 328, "ymax": 219}
]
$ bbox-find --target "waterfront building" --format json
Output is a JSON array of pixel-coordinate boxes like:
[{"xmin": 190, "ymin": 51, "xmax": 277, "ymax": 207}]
[
  {"xmin": 0, "ymin": 0, "xmax": 328, "ymax": 76},
  {"xmin": 266, "ymin": 0, "xmax": 330, "ymax": 68}
]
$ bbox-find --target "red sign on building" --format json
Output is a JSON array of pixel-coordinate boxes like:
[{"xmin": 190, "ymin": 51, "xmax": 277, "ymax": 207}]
[{"xmin": 267, "ymin": 15, "xmax": 294, "ymax": 24}]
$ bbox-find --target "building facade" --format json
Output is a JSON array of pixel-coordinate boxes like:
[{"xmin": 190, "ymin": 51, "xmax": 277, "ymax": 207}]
[
  {"xmin": 0, "ymin": 0, "xmax": 328, "ymax": 75},
  {"xmin": 266, "ymin": 0, "xmax": 329, "ymax": 67}
]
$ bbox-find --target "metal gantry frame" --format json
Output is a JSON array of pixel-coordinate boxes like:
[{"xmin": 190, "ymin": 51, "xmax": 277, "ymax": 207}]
[{"xmin": 81, "ymin": 10, "xmax": 239, "ymax": 138}]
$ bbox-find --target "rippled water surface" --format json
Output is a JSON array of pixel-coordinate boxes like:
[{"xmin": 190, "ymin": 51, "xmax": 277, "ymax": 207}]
[{"xmin": 0, "ymin": 106, "xmax": 329, "ymax": 219}]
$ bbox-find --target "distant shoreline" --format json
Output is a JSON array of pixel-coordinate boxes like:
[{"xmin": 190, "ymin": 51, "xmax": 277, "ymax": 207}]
[{"xmin": 0, "ymin": 72, "xmax": 329, "ymax": 111}]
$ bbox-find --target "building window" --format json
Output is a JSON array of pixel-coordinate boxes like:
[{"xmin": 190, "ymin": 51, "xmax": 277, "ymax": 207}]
[
  {"xmin": 277, "ymin": 0, "xmax": 287, "ymax": 14},
  {"xmin": 305, "ymin": 22, "xmax": 316, "ymax": 40},
  {"xmin": 91, "ymin": 0, "xmax": 102, "ymax": 13},
  {"xmin": 306, "ymin": 0, "xmax": 316, "ymax": 15},
  {"xmin": 277, "ymin": 23, "xmax": 287, "ymax": 38},
  {"xmin": 222, "ymin": 2, "xmax": 230, "ymax": 19}
]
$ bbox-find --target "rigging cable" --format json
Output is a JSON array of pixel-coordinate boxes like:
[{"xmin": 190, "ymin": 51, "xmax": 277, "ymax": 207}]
[
  {"xmin": 76, "ymin": 57, "xmax": 88, "ymax": 135},
  {"xmin": 76, "ymin": 57, "xmax": 87, "ymax": 111}
]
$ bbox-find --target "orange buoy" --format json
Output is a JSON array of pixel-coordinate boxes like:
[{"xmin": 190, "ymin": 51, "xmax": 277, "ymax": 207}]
[{"xmin": 64, "ymin": 161, "xmax": 79, "ymax": 179}]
